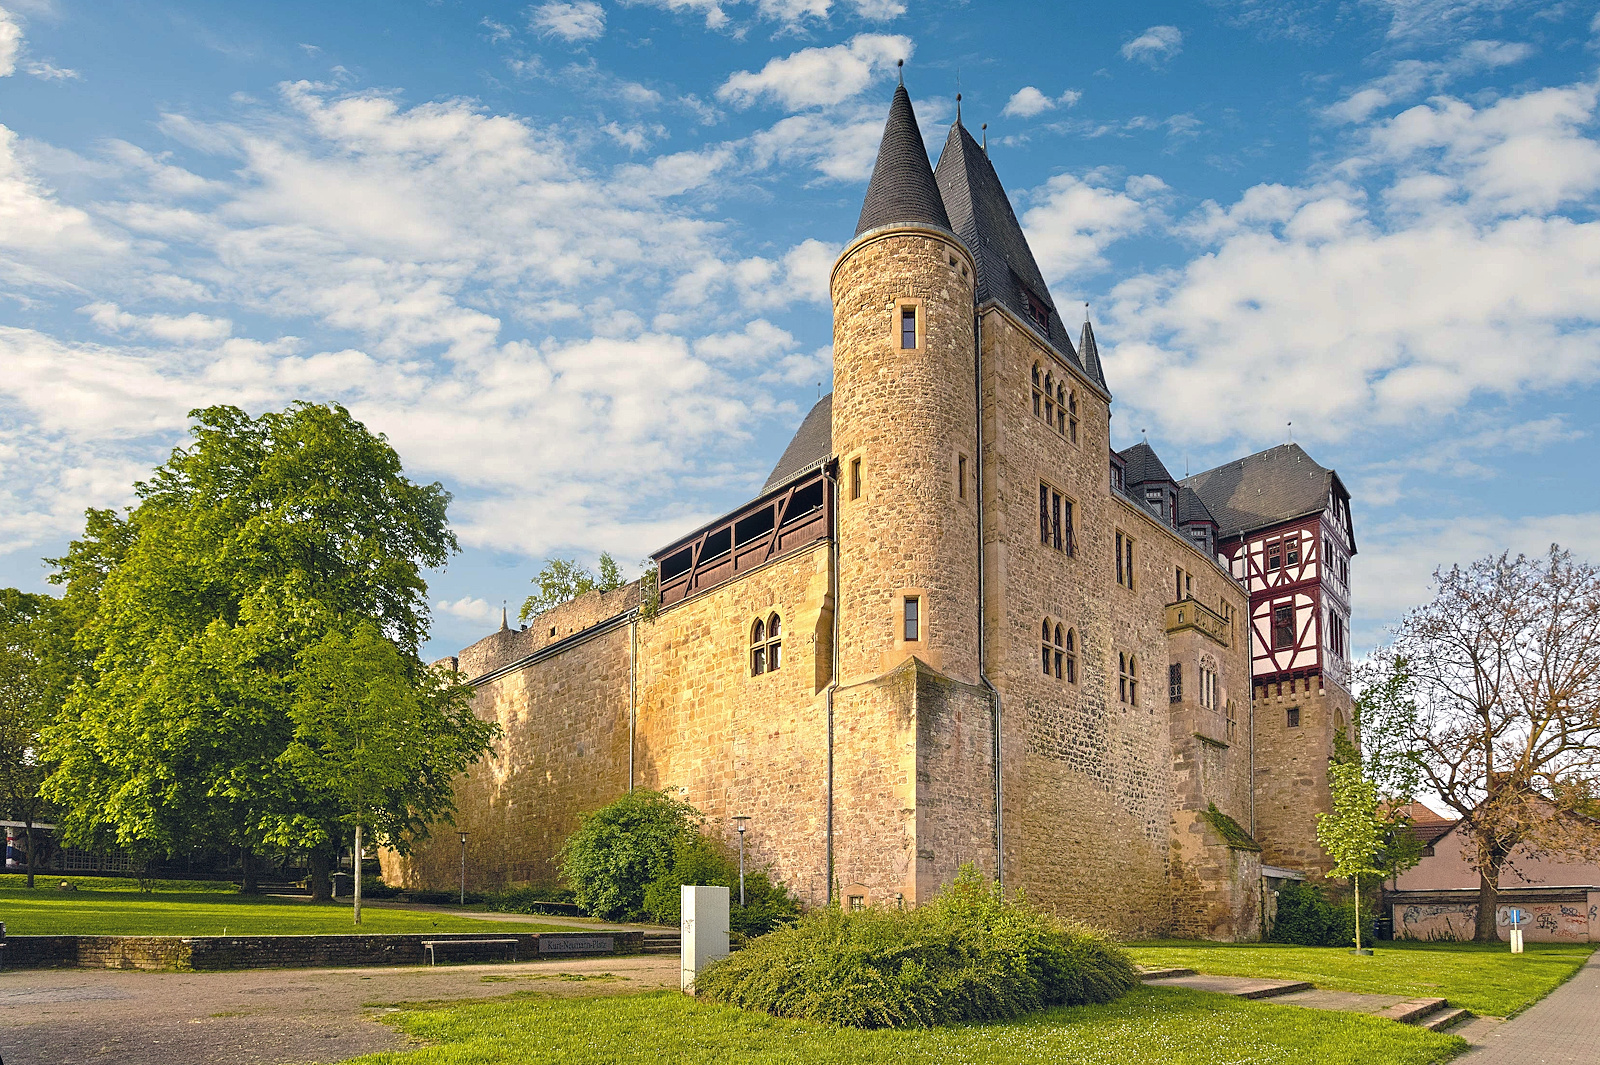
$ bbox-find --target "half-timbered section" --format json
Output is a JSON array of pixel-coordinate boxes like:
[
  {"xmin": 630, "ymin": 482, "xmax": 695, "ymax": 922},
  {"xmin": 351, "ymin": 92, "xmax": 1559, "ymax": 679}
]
[{"xmin": 1184, "ymin": 444, "xmax": 1358, "ymax": 876}]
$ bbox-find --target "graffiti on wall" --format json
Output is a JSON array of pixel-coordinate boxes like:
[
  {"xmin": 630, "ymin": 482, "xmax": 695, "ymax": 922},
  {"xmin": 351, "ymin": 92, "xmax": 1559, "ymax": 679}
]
[{"xmin": 1396, "ymin": 899, "xmax": 1592, "ymax": 942}]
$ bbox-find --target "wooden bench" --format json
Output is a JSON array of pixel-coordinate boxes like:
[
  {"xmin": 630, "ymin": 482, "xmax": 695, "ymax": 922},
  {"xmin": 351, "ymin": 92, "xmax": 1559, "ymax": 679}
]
[{"xmin": 421, "ymin": 938, "xmax": 519, "ymax": 965}]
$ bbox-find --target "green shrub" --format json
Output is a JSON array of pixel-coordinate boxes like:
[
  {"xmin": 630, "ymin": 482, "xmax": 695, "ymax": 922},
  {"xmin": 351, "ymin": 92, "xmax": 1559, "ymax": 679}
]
[
  {"xmin": 1329, "ymin": 897, "xmax": 1378, "ymax": 948},
  {"xmin": 694, "ymin": 864, "xmax": 1136, "ymax": 1028},
  {"xmin": 641, "ymin": 833, "xmax": 799, "ymax": 937},
  {"xmin": 1269, "ymin": 881, "xmax": 1337, "ymax": 945},
  {"xmin": 559, "ymin": 789, "xmax": 698, "ymax": 920},
  {"xmin": 484, "ymin": 884, "xmax": 576, "ymax": 913}
]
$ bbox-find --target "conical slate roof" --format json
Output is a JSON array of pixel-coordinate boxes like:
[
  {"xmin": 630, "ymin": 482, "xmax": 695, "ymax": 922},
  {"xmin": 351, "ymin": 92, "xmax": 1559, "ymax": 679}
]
[
  {"xmin": 1078, "ymin": 318, "xmax": 1106, "ymax": 390},
  {"xmin": 934, "ymin": 120, "xmax": 1107, "ymax": 393},
  {"xmin": 855, "ymin": 84, "xmax": 950, "ymax": 237}
]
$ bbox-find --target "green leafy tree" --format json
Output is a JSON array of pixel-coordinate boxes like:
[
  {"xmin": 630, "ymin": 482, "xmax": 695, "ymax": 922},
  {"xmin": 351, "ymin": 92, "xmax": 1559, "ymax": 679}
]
[
  {"xmin": 41, "ymin": 402, "xmax": 479, "ymax": 897},
  {"xmin": 519, "ymin": 553, "xmax": 624, "ymax": 623},
  {"xmin": 0, "ymin": 590, "xmax": 75, "ymax": 887},
  {"xmin": 558, "ymin": 788, "xmax": 696, "ymax": 919},
  {"xmin": 641, "ymin": 831, "xmax": 799, "ymax": 936},
  {"xmin": 281, "ymin": 622, "xmax": 497, "ymax": 921},
  {"xmin": 1317, "ymin": 761, "xmax": 1385, "ymax": 952}
]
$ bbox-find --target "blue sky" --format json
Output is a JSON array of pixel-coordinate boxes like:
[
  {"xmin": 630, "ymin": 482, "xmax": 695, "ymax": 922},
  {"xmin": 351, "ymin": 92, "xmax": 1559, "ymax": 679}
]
[{"xmin": 1, "ymin": 0, "xmax": 1598, "ymax": 662}]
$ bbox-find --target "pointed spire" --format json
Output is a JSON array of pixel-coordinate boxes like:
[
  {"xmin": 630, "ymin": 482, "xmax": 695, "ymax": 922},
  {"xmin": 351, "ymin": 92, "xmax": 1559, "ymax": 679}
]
[
  {"xmin": 1078, "ymin": 315, "xmax": 1106, "ymax": 388},
  {"xmin": 499, "ymin": 604, "xmax": 509, "ymax": 632},
  {"xmin": 854, "ymin": 81, "xmax": 950, "ymax": 237}
]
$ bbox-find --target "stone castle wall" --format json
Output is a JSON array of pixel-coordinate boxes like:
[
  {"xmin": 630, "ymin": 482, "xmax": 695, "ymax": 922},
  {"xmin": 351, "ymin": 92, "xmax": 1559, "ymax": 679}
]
[{"xmin": 1251, "ymin": 677, "xmax": 1350, "ymax": 878}]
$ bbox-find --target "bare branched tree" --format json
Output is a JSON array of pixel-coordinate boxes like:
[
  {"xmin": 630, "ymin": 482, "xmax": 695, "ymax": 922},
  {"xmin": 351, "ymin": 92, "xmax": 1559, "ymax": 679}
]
[{"xmin": 1389, "ymin": 545, "xmax": 1600, "ymax": 941}]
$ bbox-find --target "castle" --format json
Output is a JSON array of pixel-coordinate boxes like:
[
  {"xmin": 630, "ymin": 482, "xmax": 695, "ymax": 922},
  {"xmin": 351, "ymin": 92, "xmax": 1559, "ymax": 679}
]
[{"xmin": 382, "ymin": 82, "xmax": 1357, "ymax": 940}]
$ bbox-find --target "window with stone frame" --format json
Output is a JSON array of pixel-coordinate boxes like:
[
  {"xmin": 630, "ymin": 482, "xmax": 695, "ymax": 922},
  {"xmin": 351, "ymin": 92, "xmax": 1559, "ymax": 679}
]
[
  {"xmin": 1168, "ymin": 662, "xmax": 1182, "ymax": 703},
  {"xmin": 1119, "ymin": 653, "xmax": 1138, "ymax": 705},
  {"xmin": 850, "ymin": 457, "xmax": 862, "ymax": 500},
  {"xmin": 1199, "ymin": 653, "xmax": 1219, "ymax": 711},
  {"xmin": 903, "ymin": 596, "xmax": 920, "ymax": 642},
  {"xmin": 957, "ymin": 454, "xmax": 968, "ymax": 500},
  {"xmin": 750, "ymin": 614, "xmax": 782, "ymax": 675},
  {"xmin": 1063, "ymin": 627, "xmax": 1076, "ymax": 683},
  {"xmin": 1115, "ymin": 531, "xmax": 1135, "ymax": 589},
  {"xmin": 1031, "ymin": 364, "xmax": 1043, "ymax": 417},
  {"xmin": 1043, "ymin": 370, "xmax": 1056, "ymax": 428},
  {"xmin": 1039, "ymin": 483, "xmax": 1075, "ymax": 555},
  {"xmin": 1286, "ymin": 706, "xmax": 1301, "ymax": 728},
  {"xmin": 900, "ymin": 305, "xmax": 917, "ymax": 349},
  {"xmin": 1067, "ymin": 389, "xmax": 1078, "ymax": 444},
  {"xmin": 1055, "ymin": 383, "xmax": 1067, "ymax": 434}
]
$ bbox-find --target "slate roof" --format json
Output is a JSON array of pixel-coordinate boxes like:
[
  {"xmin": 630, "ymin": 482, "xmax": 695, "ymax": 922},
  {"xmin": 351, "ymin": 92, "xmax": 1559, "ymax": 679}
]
[
  {"xmin": 1177, "ymin": 485, "xmax": 1216, "ymax": 527},
  {"xmin": 1118, "ymin": 441, "xmax": 1175, "ymax": 487},
  {"xmin": 762, "ymin": 393, "xmax": 833, "ymax": 493},
  {"xmin": 855, "ymin": 85, "xmax": 951, "ymax": 237},
  {"xmin": 1182, "ymin": 443, "xmax": 1339, "ymax": 542},
  {"xmin": 933, "ymin": 120, "xmax": 1107, "ymax": 393},
  {"xmin": 1079, "ymin": 318, "xmax": 1106, "ymax": 391}
]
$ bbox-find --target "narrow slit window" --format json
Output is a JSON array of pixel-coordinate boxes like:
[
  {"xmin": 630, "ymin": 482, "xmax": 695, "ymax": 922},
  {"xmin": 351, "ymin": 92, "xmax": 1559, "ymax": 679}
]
[
  {"xmin": 900, "ymin": 306, "xmax": 917, "ymax": 349},
  {"xmin": 850, "ymin": 457, "xmax": 862, "ymax": 500},
  {"xmin": 957, "ymin": 454, "xmax": 967, "ymax": 500},
  {"xmin": 1169, "ymin": 662, "xmax": 1182, "ymax": 703},
  {"xmin": 1116, "ymin": 531, "xmax": 1125, "ymax": 586},
  {"xmin": 1031, "ymin": 365, "xmax": 1042, "ymax": 416},
  {"xmin": 1053, "ymin": 623, "xmax": 1065, "ymax": 679},
  {"xmin": 903, "ymin": 596, "xmax": 920, "ymax": 642},
  {"xmin": 1068, "ymin": 391, "xmax": 1078, "ymax": 444}
]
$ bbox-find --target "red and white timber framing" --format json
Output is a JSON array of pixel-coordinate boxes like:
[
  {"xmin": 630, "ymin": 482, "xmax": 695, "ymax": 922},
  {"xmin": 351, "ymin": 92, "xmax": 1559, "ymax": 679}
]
[{"xmin": 1220, "ymin": 510, "xmax": 1352, "ymax": 696}]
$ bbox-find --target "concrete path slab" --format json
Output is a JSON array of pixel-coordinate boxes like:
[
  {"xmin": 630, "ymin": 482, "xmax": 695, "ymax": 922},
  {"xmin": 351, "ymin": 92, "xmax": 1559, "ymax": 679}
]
[
  {"xmin": 1141, "ymin": 973, "xmax": 1312, "ymax": 999},
  {"xmin": 1458, "ymin": 949, "xmax": 1600, "ymax": 1063}
]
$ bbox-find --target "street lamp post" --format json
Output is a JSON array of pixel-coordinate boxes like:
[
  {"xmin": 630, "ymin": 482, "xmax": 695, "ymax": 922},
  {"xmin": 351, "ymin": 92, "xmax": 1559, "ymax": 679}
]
[
  {"xmin": 732, "ymin": 816, "xmax": 749, "ymax": 907},
  {"xmin": 458, "ymin": 831, "xmax": 468, "ymax": 906}
]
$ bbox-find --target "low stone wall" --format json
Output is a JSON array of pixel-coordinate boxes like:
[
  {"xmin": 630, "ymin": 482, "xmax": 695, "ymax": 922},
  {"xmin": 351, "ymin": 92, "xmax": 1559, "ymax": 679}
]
[
  {"xmin": 1390, "ymin": 889, "xmax": 1600, "ymax": 943},
  {"xmin": 0, "ymin": 930, "xmax": 645, "ymax": 971}
]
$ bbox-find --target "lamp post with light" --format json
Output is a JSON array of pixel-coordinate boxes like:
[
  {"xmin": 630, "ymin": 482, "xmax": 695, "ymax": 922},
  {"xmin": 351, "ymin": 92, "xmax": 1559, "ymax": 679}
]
[
  {"xmin": 732, "ymin": 816, "xmax": 749, "ymax": 907},
  {"xmin": 458, "ymin": 831, "xmax": 468, "ymax": 906}
]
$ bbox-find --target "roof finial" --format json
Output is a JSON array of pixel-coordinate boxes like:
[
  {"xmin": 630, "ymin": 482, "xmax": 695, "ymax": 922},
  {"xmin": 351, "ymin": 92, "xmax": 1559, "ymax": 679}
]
[
  {"xmin": 897, "ymin": 58, "xmax": 904, "ymax": 86},
  {"xmin": 1084, "ymin": 300, "xmax": 1090, "ymax": 324},
  {"xmin": 980, "ymin": 122, "xmax": 987, "ymax": 151},
  {"xmin": 1287, "ymin": 421, "xmax": 1293, "ymax": 444},
  {"xmin": 500, "ymin": 603, "xmax": 509, "ymax": 632}
]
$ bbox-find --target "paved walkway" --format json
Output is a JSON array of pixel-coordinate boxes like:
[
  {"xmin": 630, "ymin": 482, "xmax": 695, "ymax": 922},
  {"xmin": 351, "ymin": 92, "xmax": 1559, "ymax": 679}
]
[
  {"xmin": 1458, "ymin": 949, "xmax": 1600, "ymax": 1063},
  {"xmin": 359, "ymin": 899, "xmax": 675, "ymax": 933}
]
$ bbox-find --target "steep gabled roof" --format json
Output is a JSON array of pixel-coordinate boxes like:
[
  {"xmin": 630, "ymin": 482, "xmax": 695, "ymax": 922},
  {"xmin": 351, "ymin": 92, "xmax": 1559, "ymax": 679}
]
[
  {"xmin": 1178, "ymin": 485, "xmax": 1216, "ymax": 527},
  {"xmin": 762, "ymin": 393, "xmax": 833, "ymax": 493},
  {"xmin": 934, "ymin": 120, "xmax": 1106, "ymax": 392},
  {"xmin": 855, "ymin": 85, "xmax": 950, "ymax": 237},
  {"xmin": 1119, "ymin": 441, "xmax": 1175, "ymax": 487},
  {"xmin": 1182, "ymin": 443, "xmax": 1338, "ymax": 541}
]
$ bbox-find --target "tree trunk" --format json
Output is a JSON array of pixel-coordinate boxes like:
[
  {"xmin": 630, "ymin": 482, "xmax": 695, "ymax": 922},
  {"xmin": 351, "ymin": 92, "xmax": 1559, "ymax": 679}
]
[
  {"xmin": 1474, "ymin": 861, "xmax": 1503, "ymax": 942},
  {"xmin": 353, "ymin": 824, "xmax": 363, "ymax": 926},
  {"xmin": 240, "ymin": 847, "xmax": 259, "ymax": 894},
  {"xmin": 24, "ymin": 819, "xmax": 35, "ymax": 889},
  {"xmin": 308, "ymin": 849, "xmax": 332, "ymax": 902}
]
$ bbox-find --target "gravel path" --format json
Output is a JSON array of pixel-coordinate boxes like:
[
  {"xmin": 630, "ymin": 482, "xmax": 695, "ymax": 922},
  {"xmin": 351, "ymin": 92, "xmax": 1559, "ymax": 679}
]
[{"xmin": 0, "ymin": 954, "xmax": 679, "ymax": 1065}]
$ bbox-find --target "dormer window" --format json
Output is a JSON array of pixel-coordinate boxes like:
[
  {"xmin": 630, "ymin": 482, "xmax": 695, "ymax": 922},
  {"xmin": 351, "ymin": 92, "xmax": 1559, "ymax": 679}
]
[{"xmin": 1025, "ymin": 291, "xmax": 1050, "ymax": 332}]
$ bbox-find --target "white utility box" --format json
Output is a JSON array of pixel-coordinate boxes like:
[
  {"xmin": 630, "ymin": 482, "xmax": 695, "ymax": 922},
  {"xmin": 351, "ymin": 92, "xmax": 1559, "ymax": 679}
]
[{"xmin": 680, "ymin": 884, "xmax": 730, "ymax": 992}]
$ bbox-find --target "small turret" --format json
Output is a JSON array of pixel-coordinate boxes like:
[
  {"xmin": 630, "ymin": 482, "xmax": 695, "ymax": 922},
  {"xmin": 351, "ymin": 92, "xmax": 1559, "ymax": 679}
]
[{"xmin": 855, "ymin": 82, "xmax": 951, "ymax": 237}]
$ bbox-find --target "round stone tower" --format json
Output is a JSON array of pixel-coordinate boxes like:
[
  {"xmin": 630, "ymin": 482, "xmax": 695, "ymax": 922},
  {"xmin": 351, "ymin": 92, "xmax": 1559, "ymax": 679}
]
[{"xmin": 831, "ymin": 82, "xmax": 980, "ymax": 685}]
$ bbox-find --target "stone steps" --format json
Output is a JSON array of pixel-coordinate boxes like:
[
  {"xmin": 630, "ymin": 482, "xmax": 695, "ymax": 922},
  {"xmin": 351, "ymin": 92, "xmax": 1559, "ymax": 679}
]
[
  {"xmin": 1420, "ymin": 1007, "xmax": 1474, "ymax": 1032},
  {"xmin": 640, "ymin": 933, "xmax": 680, "ymax": 955}
]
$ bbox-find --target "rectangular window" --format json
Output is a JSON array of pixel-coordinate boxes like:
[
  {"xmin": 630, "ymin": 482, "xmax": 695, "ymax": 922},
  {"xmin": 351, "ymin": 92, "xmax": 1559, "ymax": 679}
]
[
  {"xmin": 850, "ymin": 457, "xmax": 862, "ymax": 500},
  {"xmin": 957, "ymin": 455, "xmax": 967, "ymax": 500},
  {"xmin": 1267, "ymin": 539, "xmax": 1282, "ymax": 570},
  {"xmin": 1286, "ymin": 706, "xmax": 1301, "ymax": 728},
  {"xmin": 1175, "ymin": 567, "xmax": 1184, "ymax": 603},
  {"xmin": 903, "ymin": 596, "xmax": 920, "ymax": 642},
  {"xmin": 1169, "ymin": 663, "xmax": 1182, "ymax": 703},
  {"xmin": 1115, "ymin": 531, "xmax": 1125, "ymax": 586},
  {"xmin": 1062, "ymin": 498, "xmax": 1075, "ymax": 556},
  {"xmin": 1124, "ymin": 537, "xmax": 1135, "ymax": 590},
  {"xmin": 1286, "ymin": 537, "xmax": 1300, "ymax": 566},
  {"xmin": 1272, "ymin": 603, "xmax": 1295, "ymax": 649},
  {"xmin": 1051, "ymin": 491, "xmax": 1062, "ymax": 551},
  {"xmin": 1040, "ymin": 484, "xmax": 1050, "ymax": 546},
  {"xmin": 900, "ymin": 306, "xmax": 917, "ymax": 349},
  {"xmin": 848, "ymin": 894, "xmax": 866, "ymax": 912}
]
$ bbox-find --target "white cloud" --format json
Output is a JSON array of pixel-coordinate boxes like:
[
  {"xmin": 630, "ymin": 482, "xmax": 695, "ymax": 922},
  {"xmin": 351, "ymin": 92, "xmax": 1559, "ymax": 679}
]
[
  {"xmin": 1363, "ymin": 0, "xmax": 1534, "ymax": 41},
  {"xmin": 435, "ymin": 595, "xmax": 501, "ymax": 624},
  {"xmin": 1002, "ymin": 86, "xmax": 1082, "ymax": 119},
  {"xmin": 717, "ymin": 34, "xmax": 911, "ymax": 111},
  {"xmin": 1121, "ymin": 25, "xmax": 1183, "ymax": 65},
  {"xmin": 0, "ymin": 8, "xmax": 19, "ymax": 77},
  {"xmin": 528, "ymin": 1, "xmax": 606, "ymax": 42},
  {"xmin": 23, "ymin": 59, "xmax": 75, "ymax": 79},
  {"xmin": 848, "ymin": 0, "xmax": 905, "ymax": 17},
  {"xmin": 1323, "ymin": 40, "xmax": 1534, "ymax": 124},
  {"xmin": 622, "ymin": 0, "xmax": 901, "ymax": 30},
  {"xmin": 1021, "ymin": 171, "xmax": 1165, "ymax": 278},
  {"xmin": 81, "ymin": 302, "xmax": 234, "ymax": 343},
  {"xmin": 1096, "ymin": 75, "xmax": 1600, "ymax": 451},
  {"xmin": 620, "ymin": 0, "xmax": 731, "ymax": 31}
]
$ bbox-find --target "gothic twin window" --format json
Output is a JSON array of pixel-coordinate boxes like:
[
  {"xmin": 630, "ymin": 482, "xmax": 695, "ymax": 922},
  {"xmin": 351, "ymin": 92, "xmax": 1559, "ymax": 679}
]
[
  {"xmin": 1041, "ymin": 620, "xmax": 1076, "ymax": 683},
  {"xmin": 1119, "ymin": 653, "xmax": 1138, "ymax": 705},
  {"xmin": 750, "ymin": 613, "xmax": 782, "ymax": 675},
  {"xmin": 1038, "ymin": 483, "xmax": 1075, "ymax": 555},
  {"xmin": 1199, "ymin": 653, "xmax": 1219, "ymax": 711},
  {"xmin": 1030, "ymin": 364, "xmax": 1077, "ymax": 440}
]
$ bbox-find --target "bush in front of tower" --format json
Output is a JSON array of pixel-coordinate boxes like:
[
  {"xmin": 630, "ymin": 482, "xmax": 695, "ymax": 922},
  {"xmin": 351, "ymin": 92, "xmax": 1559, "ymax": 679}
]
[
  {"xmin": 559, "ymin": 788, "xmax": 699, "ymax": 920},
  {"xmin": 1268, "ymin": 881, "xmax": 1378, "ymax": 947},
  {"xmin": 693, "ymin": 864, "xmax": 1136, "ymax": 1028},
  {"xmin": 641, "ymin": 832, "xmax": 799, "ymax": 938}
]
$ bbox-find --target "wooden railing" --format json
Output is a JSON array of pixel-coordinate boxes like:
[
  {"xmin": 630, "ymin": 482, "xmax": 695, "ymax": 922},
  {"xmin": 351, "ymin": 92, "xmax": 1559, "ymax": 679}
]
[{"xmin": 653, "ymin": 467, "xmax": 832, "ymax": 609}]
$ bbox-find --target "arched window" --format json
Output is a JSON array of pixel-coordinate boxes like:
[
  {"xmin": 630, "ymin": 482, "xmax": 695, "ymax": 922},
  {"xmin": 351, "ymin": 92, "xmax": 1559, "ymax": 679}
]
[
  {"xmin": 751, "ymin": 618, "xmax": 766, "ymax": 676},
  {"xmin": 1043, "ymin": 372, "xmax": 1055, "ymax": 426},
  {"xmin": 767, "ymin": 613, "xmax": 782, "ymax": 671},
  {"xmin": 1031, "ymin": 365, "xmax": 1042, "ymax": 416},
  {"xmin": 1199, "ymin": 652, "xmax": 1218, "ymax": 711},
  {"xmin": 1068, "ymin": 390, "xmax": 1079, "ymax": 444},
  {"xmin": 1064, "ymin": 628, "xmax": 1077, "ymax": 684},
  {"xmin": 1056, "ymin": 384, "xmax": 1067, "ymax": 434},
  {"xmin": 1129, "ymin": 655, "xmax": 1139, "ymax": 705},
  {"xmin": 1041, "ymin": 619, "xmax": 1052, "ymax": 676},
  {"xmin": 1120, "ymin": 652, "xmax": 1138, "ymax": 704}
]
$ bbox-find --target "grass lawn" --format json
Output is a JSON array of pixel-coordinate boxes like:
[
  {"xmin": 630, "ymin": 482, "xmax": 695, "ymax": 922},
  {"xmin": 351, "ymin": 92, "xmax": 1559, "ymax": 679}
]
[
  {"xmin": 1127, "ymin": 940, "xmax": 1594, "ymax": 1017},
  {"xmin": 0, "ymin": 876, "xmax": 568, "ymax": 936},
  {"xmin": 343, "ymin": 986, "xmax": 1465, "ymax": 1065}
]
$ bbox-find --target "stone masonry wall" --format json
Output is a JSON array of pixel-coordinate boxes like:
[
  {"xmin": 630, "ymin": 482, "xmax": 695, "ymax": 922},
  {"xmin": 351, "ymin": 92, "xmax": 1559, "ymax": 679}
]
[{"xmin": 1252, "ymin": 678, "xmax": 1349, "ymax": 878}]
